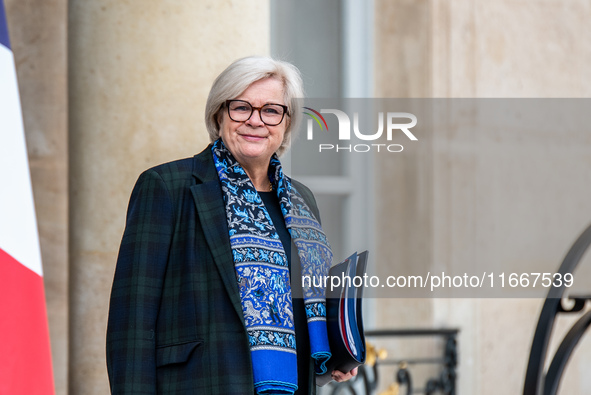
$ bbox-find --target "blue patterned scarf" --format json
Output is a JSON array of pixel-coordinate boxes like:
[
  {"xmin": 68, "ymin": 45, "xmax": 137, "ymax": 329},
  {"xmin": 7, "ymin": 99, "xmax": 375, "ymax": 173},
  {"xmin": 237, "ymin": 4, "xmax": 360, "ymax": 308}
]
[{"xmin": 212, "ymin": 139, "xmax": 332, "ymax": 394}]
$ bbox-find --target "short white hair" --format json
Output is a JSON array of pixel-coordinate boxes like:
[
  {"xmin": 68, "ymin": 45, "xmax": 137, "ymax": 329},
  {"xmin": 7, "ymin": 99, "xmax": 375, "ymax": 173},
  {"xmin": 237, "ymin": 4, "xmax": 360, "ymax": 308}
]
[{"xmin": 205, "ymin": 56, "xmax": 304, "ymax": 156}]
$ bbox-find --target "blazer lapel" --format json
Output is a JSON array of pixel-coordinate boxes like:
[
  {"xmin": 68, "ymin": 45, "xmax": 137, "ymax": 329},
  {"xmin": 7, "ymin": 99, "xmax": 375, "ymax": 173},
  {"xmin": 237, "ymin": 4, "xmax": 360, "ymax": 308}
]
[{"xmin": 189, "ymin": 148, "xmax": 246, "ymax": 327}]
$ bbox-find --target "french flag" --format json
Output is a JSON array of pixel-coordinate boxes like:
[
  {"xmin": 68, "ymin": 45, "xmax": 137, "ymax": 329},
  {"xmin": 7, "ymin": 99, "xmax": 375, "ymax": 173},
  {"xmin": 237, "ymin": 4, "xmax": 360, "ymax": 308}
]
[{"xmin": 0, "ymin": 1, "xmax": 55, "ymax": 393}]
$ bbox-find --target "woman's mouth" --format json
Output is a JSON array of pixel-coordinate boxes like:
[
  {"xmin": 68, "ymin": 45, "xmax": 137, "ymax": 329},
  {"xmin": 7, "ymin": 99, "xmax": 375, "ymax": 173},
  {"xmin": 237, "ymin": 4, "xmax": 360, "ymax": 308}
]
[{"xmin": 239, "ymin": 133, "xmax": 267, "ymax": 142}]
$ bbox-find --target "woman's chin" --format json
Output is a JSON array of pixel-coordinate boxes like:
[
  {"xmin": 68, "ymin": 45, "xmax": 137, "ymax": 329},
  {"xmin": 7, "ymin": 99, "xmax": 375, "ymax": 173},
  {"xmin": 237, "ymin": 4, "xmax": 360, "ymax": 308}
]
[
  {"xmin": 235, "ymin": 142, "xmax": 277, "ymax": 162},
  {"xmin": 234, "ymin": 147, "xmax": 271, "ymax": 165}
]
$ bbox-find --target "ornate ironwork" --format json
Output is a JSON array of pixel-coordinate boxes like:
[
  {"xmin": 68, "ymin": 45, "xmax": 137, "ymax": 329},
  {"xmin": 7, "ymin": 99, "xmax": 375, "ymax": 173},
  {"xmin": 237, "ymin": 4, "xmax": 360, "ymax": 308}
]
[
  {"xmin": 326, "ymin": 329, "xmax": 458, "ymax": 395},
  {"xmin": 523, "ymin": 223, "xmax": 591, "ymax": 395}
]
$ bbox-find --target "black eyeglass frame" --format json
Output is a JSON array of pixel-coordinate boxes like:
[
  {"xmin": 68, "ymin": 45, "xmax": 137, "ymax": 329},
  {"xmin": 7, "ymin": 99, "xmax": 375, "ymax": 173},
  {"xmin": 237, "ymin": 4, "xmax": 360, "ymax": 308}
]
[{"xmin": 224, "ymin": 99, "xmax": 290, "ymax": 126}]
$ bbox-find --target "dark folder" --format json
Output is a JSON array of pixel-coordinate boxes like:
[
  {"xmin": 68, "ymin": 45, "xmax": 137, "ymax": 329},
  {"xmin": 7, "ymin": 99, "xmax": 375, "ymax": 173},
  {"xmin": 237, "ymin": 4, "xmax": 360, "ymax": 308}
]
[{"xmin": 316, "ymin": 251, "xmax": 368, "ymax": 387}]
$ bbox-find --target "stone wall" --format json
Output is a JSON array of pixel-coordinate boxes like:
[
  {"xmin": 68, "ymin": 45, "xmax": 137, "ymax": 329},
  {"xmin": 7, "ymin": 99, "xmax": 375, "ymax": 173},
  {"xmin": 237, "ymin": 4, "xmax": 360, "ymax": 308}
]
[{"xmin": 374, "ymin": 0, "xmax": 591, "ymax": 394}]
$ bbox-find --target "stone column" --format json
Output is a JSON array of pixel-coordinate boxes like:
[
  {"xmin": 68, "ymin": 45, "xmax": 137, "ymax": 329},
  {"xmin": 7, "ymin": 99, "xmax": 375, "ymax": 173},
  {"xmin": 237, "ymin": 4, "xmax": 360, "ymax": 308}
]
[{"xmin": 68, "ymin": 1, "xmax": 269, "ymax": 393}]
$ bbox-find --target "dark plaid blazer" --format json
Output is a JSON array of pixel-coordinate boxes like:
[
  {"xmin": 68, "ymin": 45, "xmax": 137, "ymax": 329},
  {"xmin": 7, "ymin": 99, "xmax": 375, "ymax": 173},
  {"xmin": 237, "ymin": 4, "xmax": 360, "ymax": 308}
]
[{"xmin": 106, "ymin": 145, "xmax": 319, "ymax": 394}]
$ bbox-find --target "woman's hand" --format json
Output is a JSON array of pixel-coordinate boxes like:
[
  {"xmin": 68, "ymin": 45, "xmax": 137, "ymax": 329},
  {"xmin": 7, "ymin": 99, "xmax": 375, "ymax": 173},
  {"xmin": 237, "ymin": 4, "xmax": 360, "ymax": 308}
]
[{"xmin": 331, "ymin": 367, "xmax": 359, "ymax": 383}]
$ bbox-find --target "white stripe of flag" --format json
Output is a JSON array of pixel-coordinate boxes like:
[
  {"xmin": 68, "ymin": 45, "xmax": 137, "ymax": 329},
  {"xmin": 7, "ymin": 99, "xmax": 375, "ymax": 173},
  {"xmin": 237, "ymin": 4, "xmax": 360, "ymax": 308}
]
[
  {"xmin": 0, "ymin": 0, "xmax": 55, "ymax": 393},
  {"xmin": 0, "ymin": 23, "xmax": 43, "ymax": 277}
]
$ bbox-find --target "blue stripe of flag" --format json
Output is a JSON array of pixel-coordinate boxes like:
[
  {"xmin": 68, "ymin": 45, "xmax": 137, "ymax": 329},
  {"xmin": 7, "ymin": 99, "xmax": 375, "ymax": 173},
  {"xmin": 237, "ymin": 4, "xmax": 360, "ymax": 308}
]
[{"xmin": 0, "ymin": 0, "xmax": 11, "ymax": 50}]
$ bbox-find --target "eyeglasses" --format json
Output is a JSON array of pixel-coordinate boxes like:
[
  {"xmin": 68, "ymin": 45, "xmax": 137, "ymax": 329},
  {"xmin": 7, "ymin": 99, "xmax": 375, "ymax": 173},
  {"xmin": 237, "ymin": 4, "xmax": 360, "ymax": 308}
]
[{"xmin": 225, "ymin": 100, "xmax": 289, "ymax": 126}]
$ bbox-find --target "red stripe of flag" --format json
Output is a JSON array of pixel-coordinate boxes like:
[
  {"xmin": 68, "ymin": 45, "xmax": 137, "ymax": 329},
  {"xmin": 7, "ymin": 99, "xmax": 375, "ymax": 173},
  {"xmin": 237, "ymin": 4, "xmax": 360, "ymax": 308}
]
[{"xmin": 0, "ymin": 248, "xmax": 54, "ymax": 395}]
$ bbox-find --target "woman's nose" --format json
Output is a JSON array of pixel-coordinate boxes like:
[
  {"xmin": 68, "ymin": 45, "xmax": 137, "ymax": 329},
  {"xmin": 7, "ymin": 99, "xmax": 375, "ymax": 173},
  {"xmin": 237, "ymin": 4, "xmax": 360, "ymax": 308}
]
[{"xmin": 246, "ymin": 108, "xmax": 265, "ymax": 126}]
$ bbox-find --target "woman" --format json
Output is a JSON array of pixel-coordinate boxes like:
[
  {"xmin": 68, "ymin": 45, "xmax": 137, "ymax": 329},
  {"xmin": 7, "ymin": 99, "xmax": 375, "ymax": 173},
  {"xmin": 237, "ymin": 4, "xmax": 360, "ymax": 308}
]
[{"xmin": 106, "ymin": 56, "xmax": 357, "ymax": 394}]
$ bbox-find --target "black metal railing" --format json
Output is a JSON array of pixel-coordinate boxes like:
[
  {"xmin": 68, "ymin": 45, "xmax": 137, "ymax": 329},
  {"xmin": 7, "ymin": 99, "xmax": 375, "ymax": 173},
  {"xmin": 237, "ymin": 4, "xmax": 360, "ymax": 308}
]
[
  {"xmin": 523, "ymin": 222, "xmax": 591, "ymax": 395},
  {"xmin": 326, "ymin": 329, "xmax": 458, "ymax": 395}
]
